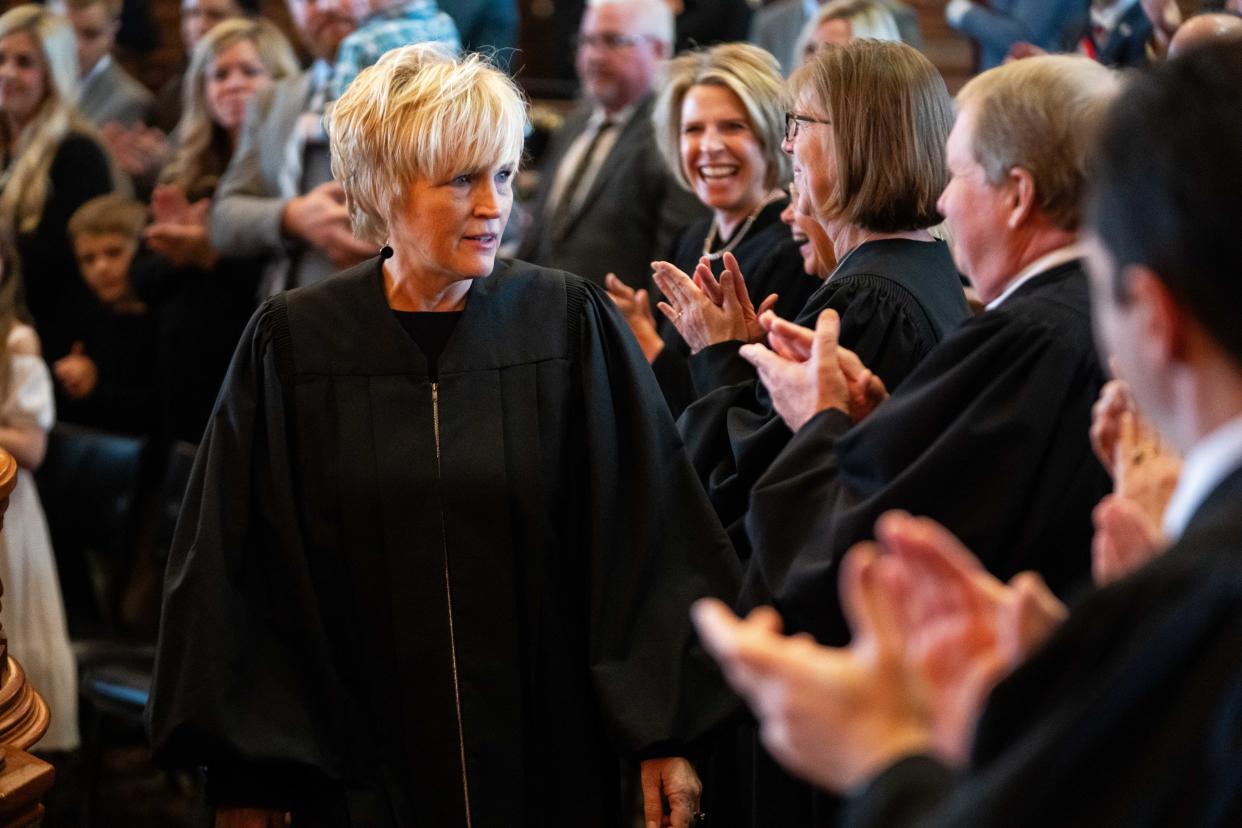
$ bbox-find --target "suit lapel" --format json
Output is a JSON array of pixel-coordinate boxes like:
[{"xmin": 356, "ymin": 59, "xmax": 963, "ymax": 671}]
[
  {"xmin": 554, "ymin": 95, "xmax": 655, "ymax": 241},
  {"xmin": 269, "ymin": 70, "xmax": 317, "ymax": 196}
]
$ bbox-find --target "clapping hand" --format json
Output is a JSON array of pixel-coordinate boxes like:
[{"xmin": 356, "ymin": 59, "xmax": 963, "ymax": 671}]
[
  {"xmin": 1088, "ymin": 376, "xmax": 1178, "ymax": 583},
  {"xmin": 605, "ymin": 273, "xmax": 664, "ymax": 362},
  {"xmin": 100, "ymin": 122, "xmax": 172, "ymax": 179},
  {"xmin": 739, "ymin": 309, "xmax": 886, "ymax": 431},
  {"xmin": 692, "ymin": 544, "xmax": 933, "ymax": 793},
  {"xmin": 758, "ymin": 311, "xmax": 887, "ymax": 423},
  {"xmin": 651, "ymin": 252, "xmax": 777, "ymax": 353},
  {"xmin": 146, "ymin": 184, "xmax": 219, "ymax": 270},
  {"xmin": 875, "ymin": 512, "xmax": 1066, "ymax": 764}
]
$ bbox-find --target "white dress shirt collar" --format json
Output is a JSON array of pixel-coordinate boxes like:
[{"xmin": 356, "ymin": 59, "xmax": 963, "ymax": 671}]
[
  {"xmin": 986, "ymin": 243, "xmax": 1084, "ymax": 310},
  {"xmin": 1163, "ymin": 415, "xmax": 1242, "ymax": 540}
]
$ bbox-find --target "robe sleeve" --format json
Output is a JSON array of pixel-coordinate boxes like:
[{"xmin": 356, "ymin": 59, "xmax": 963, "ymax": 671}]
[
  {"xmin": 743, "ymin": 305, "xmax": 1107, "ymax": 643},
  {"xmin": 840, "ymin": 755, "xmax": 956, "ymax": 828},
  {"xmin": 145, "ymin": 299, "xmax": 350, "ymax": 808},
  {"xmin": 678, "ymin": 275, "xmax": 942, "ymax": 563},
  {"xmin": 572, "ymin": 279, "xmax": 743, "ymax": 757}
]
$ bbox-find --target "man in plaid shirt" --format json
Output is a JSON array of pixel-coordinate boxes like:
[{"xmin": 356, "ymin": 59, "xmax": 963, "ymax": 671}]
[{"xmin": 331, "ymin": 0, "xmax": 460, "ymax": 99}]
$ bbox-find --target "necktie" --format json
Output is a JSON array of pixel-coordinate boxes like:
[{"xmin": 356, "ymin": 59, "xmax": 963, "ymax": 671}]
[{"xmin": 549, "ymin": 119, "xmax": 615, "ymax": 239}]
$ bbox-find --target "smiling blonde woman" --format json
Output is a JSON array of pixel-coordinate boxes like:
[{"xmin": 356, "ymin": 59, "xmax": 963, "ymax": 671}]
[{"xmin": 147, "ymin": 43, "xmax": 740, "ymax": 828}]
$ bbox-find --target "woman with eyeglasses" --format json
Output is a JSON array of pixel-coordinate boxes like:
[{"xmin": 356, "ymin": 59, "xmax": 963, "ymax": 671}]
[
  {"xmin": 605, "ymin": 43, "xmax": 819, "ymax": 418},
  {"xmin": 679, "ymin": 39, "xmax": 971, "ymax": 828}
]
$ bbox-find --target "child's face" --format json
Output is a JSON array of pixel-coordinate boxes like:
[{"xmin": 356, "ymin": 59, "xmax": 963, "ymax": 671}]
[{"xmin": 74, "ymin": 232, "xmax": 137, "ymax": 305}]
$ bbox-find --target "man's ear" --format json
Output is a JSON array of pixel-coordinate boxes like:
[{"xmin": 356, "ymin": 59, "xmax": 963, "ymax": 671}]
[
  {"xmin": 1004, "ymin": 166, "xmax": 1036, "ymax": 231},
  {"xmin": 1126, "ymin": 264, "xmax": 1190, "ymax": 363}
]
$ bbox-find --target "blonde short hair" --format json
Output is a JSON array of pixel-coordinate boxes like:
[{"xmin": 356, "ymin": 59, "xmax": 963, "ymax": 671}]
[
  {"xmin": 653, "ymin": 42, "xmax": 790, "ymax": 193},
  {"xmin": 327, "ymin": 44, "xmax": 526, "ymax": 246},
  {"xmin": 68, "ymin": 194, "xmax": 147, "ymax": 240},
  {"xmin": 789, "ymin": 39, "xmax": 951, "ymax": 232},
  {"xmin": 957, "ymin": 55, "xmax": 1120, "ymax": 231}
]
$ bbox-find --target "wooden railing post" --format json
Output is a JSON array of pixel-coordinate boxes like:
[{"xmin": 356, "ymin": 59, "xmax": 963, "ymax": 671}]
[{"xmin": 0, "ymin": 449, "xmax": 56, "ymax": 826}]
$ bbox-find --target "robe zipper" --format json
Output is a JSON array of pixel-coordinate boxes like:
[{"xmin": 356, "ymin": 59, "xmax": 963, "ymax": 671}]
[{"xmin": 432, "ymin": 381, "xmax": 474, "ymax": 828}]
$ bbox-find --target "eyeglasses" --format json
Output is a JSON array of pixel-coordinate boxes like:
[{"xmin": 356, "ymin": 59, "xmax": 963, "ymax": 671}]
[
  {"xmin": 572, "ymin": 32, "xmax": 647, "ymax": 51},
  {"xmin": 785, "ymin": 111, "xmax": 832, "ymax": 142}
]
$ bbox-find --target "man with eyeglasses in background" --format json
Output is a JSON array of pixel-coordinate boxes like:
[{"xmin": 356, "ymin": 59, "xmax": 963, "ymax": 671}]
[{"xmin": 517, "ymin": 0, "xmax": 706, "ymax": 291}]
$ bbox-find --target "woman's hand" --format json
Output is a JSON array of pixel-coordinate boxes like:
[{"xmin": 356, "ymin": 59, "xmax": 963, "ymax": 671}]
[
  {"xmin": 146, "ymin": 185, "xmax": 220, "ymax": 269},
  {"xmin": 605, "ymin": 273, "xmax": 664, "ymax": 363},
  {"xmin": 651, "ymin": 255, "xmax": 776, "ymax": 353}
]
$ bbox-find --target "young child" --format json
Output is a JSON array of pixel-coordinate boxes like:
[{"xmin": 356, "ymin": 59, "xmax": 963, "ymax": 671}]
[
  {"xmin": 0, "ymin": 229, "xmax": 79, "ymax": 752},
  {"xmin": 59, "ymin": 195, "xmax": 157, "ymax": 436},
  {"xmin": 329, "ymin": 0, "xmax": 460, "ymax": 100}
]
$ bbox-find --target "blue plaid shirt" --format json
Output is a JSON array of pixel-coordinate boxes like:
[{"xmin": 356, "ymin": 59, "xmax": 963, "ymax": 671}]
[{"xmin": 331, "ymin": 0, "xmax": 461, "ymax": 100}]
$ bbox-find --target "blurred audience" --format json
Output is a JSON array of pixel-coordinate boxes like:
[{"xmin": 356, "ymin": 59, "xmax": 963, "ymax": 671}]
[
  {"xmin": 140, "ymin": 16, "xmax": 297, "ymax": 443},
  {"xmin": 50, "ymin": 0, "xmax": 153, "ymax": 127},
  {"xmin": 58, "ymin": 194, "xmax": 156, "ymax": 433},
  {"xmin": 328, "ymin": 0, "xmax": 459, "ymax": 100},
  {"xmin": 209, "ymin": 0, "xmax": 373, "ymax": 296},
  {"xmin": 670, "ymin": 0, "xmax": 754, "ymax": 53},
  {"xmin": 793, "ymin": 0, "xmax": 903, "ymax": 66},
  {"xmin": 751, "ymin": 0, "xmax": 921, "ymax": 74},
  {"xmin": 0, "ymin": 5, "xmax": 117, "ymax": 370},
  {"xmin": 437, "ymin": 0, "xmax": 518, "ymax": 56},
  {"xmin": 945, "ymin": 0, "xmax": 1083, "ymax": 70}
]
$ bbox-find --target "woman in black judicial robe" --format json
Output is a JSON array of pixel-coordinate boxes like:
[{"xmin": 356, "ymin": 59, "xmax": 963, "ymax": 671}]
[
  {"xmin": 666, "ymin": 41, "xmax": 971, "ymax": 828},
  {"xmin": 146, "ymin": 46, "xmax": 741, "ymax": 828},
  {"xmin": 669, "ymin": 41, "xmax": 971, "ymax": 563},
  {"xmin": 605, "ymin": 43, "xmax": 819, "ymax": 419}
]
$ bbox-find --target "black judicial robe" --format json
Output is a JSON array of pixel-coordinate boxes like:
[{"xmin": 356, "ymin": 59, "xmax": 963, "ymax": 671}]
[
  {"xmin": 703, "ymin": 261, "xmax": 1108, "ymax": 828},
  {"xmin": 651, "ymin": 199, "xmax": 820, "ymax": 418},
  {"xmin": 843, "ymin": 467, "xmax": 1242, "ymax": 828},
  {"xmin": 679, "ymin": 238, "xmax": 970, "ymax": 561},
  {"xmin": 746, "ymin": 261, "xmax": 1110, "ymax": 644},
  {"xmin": 146, "ymin": 256, "xmax": 742, "ymax": 827}
]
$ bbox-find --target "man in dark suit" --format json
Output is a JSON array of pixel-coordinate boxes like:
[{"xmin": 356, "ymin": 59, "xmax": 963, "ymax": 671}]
[
  {"xmin": 694, "ymin": 43, "xmax": 1242, "ymax": 826},
  {"xmin": 516, "ymin": 0, "xmax": 706, "ymax": 289}
]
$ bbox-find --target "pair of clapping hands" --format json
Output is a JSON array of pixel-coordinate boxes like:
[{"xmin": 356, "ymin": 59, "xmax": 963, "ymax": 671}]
[
  {"xmin": 695, "ymin": 378, "xmax": 1186, "ymax": 794},
  {"xmin": 694, "ymin": 510, "xmax": 1067, "ymax": 792},
  {"xmin": 606, "ymin": 254, "xmax": 886, "ymax": 430},
  {"xmin": 1089, "ymin": 376, "xmax": 1181, "ymax": 585},
  {"xmin": 605, "ymin": 251, "xmax": 773, "ymax": 363}
]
